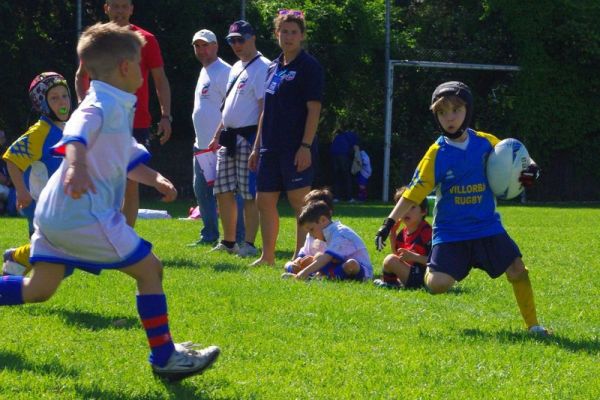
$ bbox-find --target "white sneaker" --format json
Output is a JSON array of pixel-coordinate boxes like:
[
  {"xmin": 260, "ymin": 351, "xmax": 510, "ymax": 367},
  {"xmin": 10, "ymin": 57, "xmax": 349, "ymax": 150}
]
[
  {"xmin": 210, "ymin": 242, "xmax": 239, "ymax": 255},
  {"xmin": 2, "ymin": 248, "xmax": 26, "ymax": 276},
  {"xmin": 237, "ymin": 242, "xmax": 258, "ymax": 258},
  {"xmin": 528, "ymin": 325, "xmax": 552, "ymax": 337},
  {"xmin": 2, "ymin": 260, "xmax": 27, "ymax": 276},
  {"xmin": 152, "ymin": 343, "xmax": 220, "ymax": 382}
]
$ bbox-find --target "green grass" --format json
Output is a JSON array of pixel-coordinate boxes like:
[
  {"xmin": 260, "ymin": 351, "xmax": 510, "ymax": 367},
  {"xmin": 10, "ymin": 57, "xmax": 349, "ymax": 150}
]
[{"xmin": 0, "ymin": 201, "xmax": 599, "ymax": 399}]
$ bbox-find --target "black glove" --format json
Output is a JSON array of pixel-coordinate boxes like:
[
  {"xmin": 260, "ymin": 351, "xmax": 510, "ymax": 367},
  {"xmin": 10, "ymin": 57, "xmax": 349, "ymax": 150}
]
[
  {"xmin": 375, "ymin": 218, "xmax": 396, "ymax": 251},
  {"xmin": 519, "ymin": 163, "xmax": 541, "ymax": 188}
]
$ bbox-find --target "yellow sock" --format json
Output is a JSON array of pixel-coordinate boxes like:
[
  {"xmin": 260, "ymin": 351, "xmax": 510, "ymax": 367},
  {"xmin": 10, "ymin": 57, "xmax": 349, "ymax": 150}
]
[
  {"xmin": 12, "ymin": 244, "xmax": 32, "ymax": 274},
  {"xmin": 507, "ymin": 268, "xmax": 539, "ymax": 329}
]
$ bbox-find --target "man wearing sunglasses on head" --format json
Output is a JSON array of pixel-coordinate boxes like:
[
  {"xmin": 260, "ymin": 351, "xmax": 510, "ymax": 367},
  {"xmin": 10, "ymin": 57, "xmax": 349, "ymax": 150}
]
[{"xmin": 208, "ymin": 21, "xmax": 270, "ymax": 258}]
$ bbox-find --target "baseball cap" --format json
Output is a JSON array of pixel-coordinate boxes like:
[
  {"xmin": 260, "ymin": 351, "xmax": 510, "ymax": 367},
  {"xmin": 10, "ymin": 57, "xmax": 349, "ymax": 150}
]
[
  {"xmin": 226, "ymin": 20, "xmax": 255, "ymax": 39},
  {"xmin": 192, "ymin": 29, "xmax": 217, "ymax": 44}
]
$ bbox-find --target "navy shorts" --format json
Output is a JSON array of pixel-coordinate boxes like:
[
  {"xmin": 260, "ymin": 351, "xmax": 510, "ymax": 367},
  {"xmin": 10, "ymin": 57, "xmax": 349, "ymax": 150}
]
[
  {"xmin": 404, "ymin": 263, "xmax": 426, "ymax": 289},
  {"xmin": 428, "ymin": 232, "xmax": 522, "ymax": 281},
  {"xmin": 318, "ymin": 261, "xmax": 367, "ymax": 281},
  {"xmin": 257, "ymin": 149, "xmax": 315, "ymax": 192},
  {"xmin": 133, "ymin": 128, "xmax": 151, "ymax": 150}
]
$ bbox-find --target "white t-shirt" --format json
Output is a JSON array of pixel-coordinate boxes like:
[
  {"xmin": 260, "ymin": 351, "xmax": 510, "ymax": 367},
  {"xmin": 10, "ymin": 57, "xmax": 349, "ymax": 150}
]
[
  {"xmin": 298, "ymin": 234, "xmax": 327, "ymax": 257},
  {"xmin": 192, "ymin": 57, "xmax": 231, "ymax": 149},
  {"xmin": 323, "ymin": 220, "xmax": 373, "ymax": 278},
  {"xmin": 222, "ymin": 53, "xmax": 270, "ymax": 129}
]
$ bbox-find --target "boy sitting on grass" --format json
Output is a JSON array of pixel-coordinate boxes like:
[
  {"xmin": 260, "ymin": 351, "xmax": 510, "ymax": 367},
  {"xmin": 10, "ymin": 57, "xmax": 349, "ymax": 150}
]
[
  {"xmin": 374, "ymin": 186, "xmax": 432, "ymax": 289},
  {"xmin": 283, "ymin": 188, "xmax": 333, "ymax": 274},
  {"xmin": 0, "ymin": 22, "xmax": 220, "ymax": 382},
  {"xmin": 285, "ymin": 200, "xmax": 372, "ymax": 281}
]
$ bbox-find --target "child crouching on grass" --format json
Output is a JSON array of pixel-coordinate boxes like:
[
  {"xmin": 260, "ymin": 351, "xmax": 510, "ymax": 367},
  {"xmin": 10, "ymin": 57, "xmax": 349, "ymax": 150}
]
[
  {"xmin": 374, "ymin": 81, "xmax": 549, "ymax": 335},
  {"xmin": 284, "ymin": 200, "xmax": 372, "ymax": 281},
  {"xmin": 0, "ymin": 22, "xmax": 219, "ymax": 382},
  {"xmin": 374, "ymin": 186, "xmax": 432, "ymax": 289},
  {"xmin": 283, "ymin": 188, "xmax": 333, "ymax": 274}
]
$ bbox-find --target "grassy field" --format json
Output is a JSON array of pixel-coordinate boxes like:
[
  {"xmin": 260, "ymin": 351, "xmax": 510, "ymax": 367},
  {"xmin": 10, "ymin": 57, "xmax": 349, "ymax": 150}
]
[{"xmin": 0, "ymin": 200, "xmax": 598, "ymax": 399}]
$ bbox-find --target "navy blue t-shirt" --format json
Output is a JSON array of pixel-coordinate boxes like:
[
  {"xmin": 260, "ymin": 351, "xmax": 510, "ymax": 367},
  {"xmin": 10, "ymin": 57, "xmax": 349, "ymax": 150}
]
[
  {"xmin": 261, "ymin": 50, "xmax": 324, "ymax": 152},
  {"xmin": 330, "ymin": 130, "xmax": 358, "ymax": 156}
]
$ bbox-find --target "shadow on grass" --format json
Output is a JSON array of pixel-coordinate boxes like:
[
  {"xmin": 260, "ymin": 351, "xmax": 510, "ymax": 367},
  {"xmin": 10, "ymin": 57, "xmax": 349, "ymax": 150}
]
[
  {"xmin": 210, "ymin": 262, "xmax": 248, "ymax": 273},
  {"xmin": 275, "ymin": 249, "xmax": 294, "ymax": 260},
  {"xmin": 24, "ymin": 307, "xmax": 139, "ymax": 331},
  {"xmin": 163, "ymin": 256, "xmax": 248, "ymax": 273},
  {"xmin": 75, "ymin": 382, "xmax": 215, "ymax": 400},
  {"xmin": 0, "ymin": 350, "xmax": 79, "ymax": 378},
  {"xmin": 460, "ymin": 328, "xmax": 600, "ymax": 355},
  {"xmin": 163, "ymin": 256, "xmax": 205, "ymax": 269}
]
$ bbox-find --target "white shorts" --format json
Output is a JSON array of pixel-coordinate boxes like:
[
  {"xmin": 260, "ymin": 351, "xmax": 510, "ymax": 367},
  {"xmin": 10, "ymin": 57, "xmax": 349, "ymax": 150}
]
[{"xmin": 30, "ymin": 211, "xmax": 152, "ymax": 274}]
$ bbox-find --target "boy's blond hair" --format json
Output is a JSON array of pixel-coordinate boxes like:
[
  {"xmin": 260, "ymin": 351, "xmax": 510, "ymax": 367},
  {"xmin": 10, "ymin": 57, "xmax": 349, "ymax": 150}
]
[
  {"xmin": 430, "ymin": 95, "xmax": 466, "ymax": 114},
  {"xmin": 77, "ymin": 22, "xmax": 145, "ymax": 80}
]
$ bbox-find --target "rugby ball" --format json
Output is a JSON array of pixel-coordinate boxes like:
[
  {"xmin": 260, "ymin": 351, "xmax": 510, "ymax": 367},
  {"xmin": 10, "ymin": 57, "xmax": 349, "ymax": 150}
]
[{"xmin": 486, "ymin": 138, "xmax": 530, "ymax": 200}]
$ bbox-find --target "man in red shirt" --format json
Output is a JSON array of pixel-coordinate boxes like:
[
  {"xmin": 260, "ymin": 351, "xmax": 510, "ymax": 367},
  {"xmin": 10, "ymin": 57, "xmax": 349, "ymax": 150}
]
[{"xmin": 75, "ymin": 0, "xmax": 172, "ymax": 227}]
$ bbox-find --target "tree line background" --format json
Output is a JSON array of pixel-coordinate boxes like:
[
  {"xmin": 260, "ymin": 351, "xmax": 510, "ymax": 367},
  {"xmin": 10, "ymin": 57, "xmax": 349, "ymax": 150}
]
[{"xmin": 1, "ymin": 0, "xmax": 599, "ymax": 201}]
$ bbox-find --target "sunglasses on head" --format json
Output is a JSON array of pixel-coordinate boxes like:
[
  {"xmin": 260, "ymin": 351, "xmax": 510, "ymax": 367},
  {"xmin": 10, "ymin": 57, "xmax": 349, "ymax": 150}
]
[{"xmin": 278, "ymin": 9, "xmax": 304, "ymax": 18}]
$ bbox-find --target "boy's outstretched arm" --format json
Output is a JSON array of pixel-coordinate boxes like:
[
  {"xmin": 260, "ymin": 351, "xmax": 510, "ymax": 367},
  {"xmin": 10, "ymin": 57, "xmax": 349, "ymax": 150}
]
[
  {"xmin": 296, "ymin": 253, "xmax": 333, "ymax": 280},
  {"xmin": 375, "ymin": 197, "xmax": 417, "ymax": 251},
  {"xmin": 127, "ymin": 164, "xmax": 177, "ymax": 202},
  {"xmin": 63, "ymin": 141, "xmax": 96, "ymax": 199}
]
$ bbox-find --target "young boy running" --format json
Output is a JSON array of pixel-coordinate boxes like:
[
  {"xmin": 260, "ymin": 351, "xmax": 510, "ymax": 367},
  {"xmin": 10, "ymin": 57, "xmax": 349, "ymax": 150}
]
[
  {"xmin": 0, "ymin": 22, "xmax": 220, "ymax": 381},
  {"xmin": 375, "ymin": 81, "xmax": 549, "ymax": 335}
]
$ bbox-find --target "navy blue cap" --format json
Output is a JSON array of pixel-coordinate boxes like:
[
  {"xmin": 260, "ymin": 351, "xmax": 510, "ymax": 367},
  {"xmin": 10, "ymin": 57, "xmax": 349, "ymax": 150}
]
[{"xmin": 226, "ymin": 20, "xmax": 255, "ymax": 39}]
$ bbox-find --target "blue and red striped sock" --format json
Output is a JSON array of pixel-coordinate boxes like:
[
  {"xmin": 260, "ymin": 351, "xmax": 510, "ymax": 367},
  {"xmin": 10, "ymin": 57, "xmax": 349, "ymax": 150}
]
[
  {"xmin": 136, "ymin": 294, "xmax": 176, "ymax": 367},
  {"xmin": 0, "ymin": 275, "xmax": 24, "ymax": 306}
]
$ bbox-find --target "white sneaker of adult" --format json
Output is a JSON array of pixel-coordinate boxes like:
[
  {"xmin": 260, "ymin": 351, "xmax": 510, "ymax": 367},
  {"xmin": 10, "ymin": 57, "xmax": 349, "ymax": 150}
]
[
  {"xmin": 237, "ymin": 242, "xmax": 258, "ymax": 258},
  {"xmin": 210, "ymin": 242, "xmax": 240, "ymax": 255}
]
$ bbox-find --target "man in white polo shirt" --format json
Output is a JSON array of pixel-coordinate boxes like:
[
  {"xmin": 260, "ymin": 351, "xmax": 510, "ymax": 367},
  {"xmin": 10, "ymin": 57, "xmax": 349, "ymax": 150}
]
[{"xmin": 208, "ymin": 20, "xmax": 270, "ymax": 257}]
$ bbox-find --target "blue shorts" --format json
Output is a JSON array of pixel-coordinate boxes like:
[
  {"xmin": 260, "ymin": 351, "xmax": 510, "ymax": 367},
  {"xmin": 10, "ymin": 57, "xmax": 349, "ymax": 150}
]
[
  {"xmin": 428, "ymin": 232, "xmax": 522, "ymax": 281},
  {"xmin": 319, "ymin": 261, "xmax": 367, "ymax": 281},
  {"xmin": 257, "ymin": 149, "xmax": 315, "ymax": 192}
]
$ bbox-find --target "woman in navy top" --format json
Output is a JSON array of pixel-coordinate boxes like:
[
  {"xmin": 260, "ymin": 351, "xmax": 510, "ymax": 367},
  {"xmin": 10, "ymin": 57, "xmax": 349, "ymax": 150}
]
[{"xmin": 248, "ymin": 9, "xmax": 324, "ymax": 266}]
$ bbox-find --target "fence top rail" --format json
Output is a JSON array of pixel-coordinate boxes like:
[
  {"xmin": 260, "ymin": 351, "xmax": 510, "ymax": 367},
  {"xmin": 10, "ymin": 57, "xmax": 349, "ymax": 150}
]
[{"xmin": 391, "ymin": 60, "xmax": 520, "ymax": 71}]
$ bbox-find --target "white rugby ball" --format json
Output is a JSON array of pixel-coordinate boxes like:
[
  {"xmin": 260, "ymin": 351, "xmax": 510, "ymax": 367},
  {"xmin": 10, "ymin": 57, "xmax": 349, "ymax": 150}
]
[{"xmin": 486, "ymin": 138, "xmax": 530, "ymax": 200}]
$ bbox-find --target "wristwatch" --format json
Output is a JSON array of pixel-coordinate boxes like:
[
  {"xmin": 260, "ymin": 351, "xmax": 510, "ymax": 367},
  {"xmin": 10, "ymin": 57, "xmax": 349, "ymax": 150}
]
[
  {"xmin": 300, "ymin": 142, "xmax": 312, "ymax": 149},
  {"xmin": 161, "ymin": 115, "xmax": 173, "ymax": 123}
]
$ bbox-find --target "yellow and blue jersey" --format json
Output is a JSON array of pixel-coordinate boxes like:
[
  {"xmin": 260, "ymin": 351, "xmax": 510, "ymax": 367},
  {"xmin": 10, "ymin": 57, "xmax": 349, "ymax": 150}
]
[
  {"xmin": 2, "ymin": 115, "xmax": 63, "ymax": 199},
  {"xmin": 403, "ymin": 129, "xmax": 504, "ymax": 245}
]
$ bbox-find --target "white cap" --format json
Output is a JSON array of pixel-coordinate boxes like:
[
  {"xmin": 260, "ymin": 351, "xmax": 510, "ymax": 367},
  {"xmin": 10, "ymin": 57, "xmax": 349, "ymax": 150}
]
[{"xmin": 192, "ymin": 29, "xmax": 217, "ymax": 44}]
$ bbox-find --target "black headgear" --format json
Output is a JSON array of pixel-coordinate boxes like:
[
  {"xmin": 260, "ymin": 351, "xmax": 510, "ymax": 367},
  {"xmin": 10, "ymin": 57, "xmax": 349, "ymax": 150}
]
[{"xmin": 431, "ymin": 81, "xmax": 473, "ymax": 139}]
